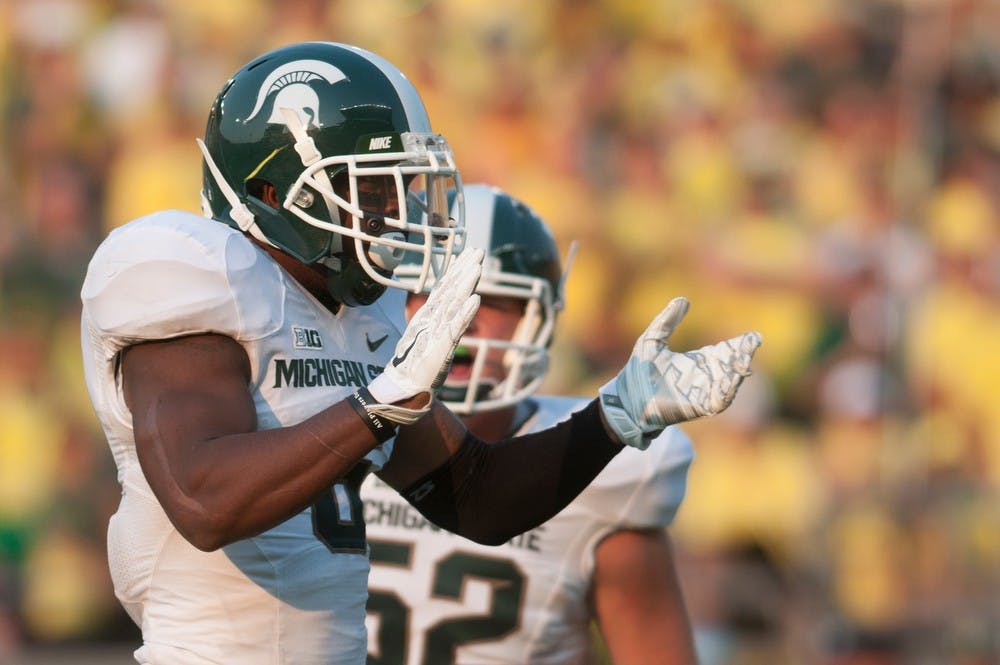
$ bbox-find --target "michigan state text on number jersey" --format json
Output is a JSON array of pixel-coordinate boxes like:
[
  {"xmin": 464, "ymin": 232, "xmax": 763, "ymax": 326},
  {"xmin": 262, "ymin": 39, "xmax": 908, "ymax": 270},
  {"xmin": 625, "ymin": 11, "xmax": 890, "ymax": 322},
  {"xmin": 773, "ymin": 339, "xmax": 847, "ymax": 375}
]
[
  {"xmin": 362, "ymin": 395, "xmax": 694, "ymax": 665},
  {"xmin": 81, "ymin": 210, "xmax": 404, "ymax": 665}
]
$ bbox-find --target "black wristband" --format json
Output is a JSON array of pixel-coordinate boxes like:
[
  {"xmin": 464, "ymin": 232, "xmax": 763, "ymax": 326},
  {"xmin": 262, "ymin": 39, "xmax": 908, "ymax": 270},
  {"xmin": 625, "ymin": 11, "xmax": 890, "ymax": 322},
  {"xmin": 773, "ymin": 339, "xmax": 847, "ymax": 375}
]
[{"xmin": 347, "ymin": 387, "xmax": 398, "ymax": 443}]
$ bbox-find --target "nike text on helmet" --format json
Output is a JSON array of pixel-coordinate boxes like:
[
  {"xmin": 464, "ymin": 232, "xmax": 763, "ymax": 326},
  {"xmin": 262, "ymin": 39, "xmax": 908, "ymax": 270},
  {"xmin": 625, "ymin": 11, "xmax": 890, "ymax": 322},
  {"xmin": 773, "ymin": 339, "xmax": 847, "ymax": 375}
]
[
  {"xmin": 396, "ymin": 184, "xmax": 574, "ymax": 414},
  {"xmin": 198, "ymin": 41, "xmax": 465, "ymax": 307}
]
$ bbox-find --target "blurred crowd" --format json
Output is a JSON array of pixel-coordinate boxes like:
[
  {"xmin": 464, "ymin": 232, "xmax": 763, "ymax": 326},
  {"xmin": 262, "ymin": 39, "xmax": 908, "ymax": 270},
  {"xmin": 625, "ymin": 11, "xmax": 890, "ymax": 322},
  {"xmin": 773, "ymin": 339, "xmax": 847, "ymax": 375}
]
[{"xmin": 1, "ymin": 0, "xmax": 999, "ymax": 663}]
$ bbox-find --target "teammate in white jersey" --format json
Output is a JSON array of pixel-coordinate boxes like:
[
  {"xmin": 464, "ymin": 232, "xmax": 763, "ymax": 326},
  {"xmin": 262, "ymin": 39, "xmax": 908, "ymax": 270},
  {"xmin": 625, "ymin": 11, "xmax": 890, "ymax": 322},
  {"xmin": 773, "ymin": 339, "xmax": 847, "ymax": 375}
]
[
  {"xmin": 364, "ymin": 184, "xmax": 699, "ymax": 665},
  {"xmin": 80, "ymin": 42, "xmax": 761, "ymax": 665}
]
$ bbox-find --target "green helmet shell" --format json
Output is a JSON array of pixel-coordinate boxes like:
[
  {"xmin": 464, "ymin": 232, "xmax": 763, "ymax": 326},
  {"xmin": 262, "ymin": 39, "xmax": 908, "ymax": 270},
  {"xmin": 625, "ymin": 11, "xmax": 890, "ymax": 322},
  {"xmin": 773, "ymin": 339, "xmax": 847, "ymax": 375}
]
[{"xmin": 473, "ymin": 187, "xmax": 562, "ymax": 301}]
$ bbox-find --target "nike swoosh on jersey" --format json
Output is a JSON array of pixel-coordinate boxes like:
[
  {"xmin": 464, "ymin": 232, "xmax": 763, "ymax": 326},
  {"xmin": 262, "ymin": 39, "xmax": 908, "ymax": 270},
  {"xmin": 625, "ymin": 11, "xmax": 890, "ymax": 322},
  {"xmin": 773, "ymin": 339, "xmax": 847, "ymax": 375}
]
[
  {"xmin": 366, "ymin": 333, "xmax": 389, "ymax": 352},
  {"xmin": 392, "ymin": 330, "xmax": 423, "ymax": 367}
]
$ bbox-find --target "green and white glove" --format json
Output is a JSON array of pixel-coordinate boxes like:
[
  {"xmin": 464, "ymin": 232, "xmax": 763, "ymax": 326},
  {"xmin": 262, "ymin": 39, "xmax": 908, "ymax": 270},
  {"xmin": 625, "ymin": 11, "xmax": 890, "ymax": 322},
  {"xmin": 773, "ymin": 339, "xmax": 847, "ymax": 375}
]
[
  {"xmin": 599, "ymin": 296, "xmax": 763, "ymax": 449},
  {"xmin": 364, "ymin": 248, "xmax": 485, "ymax": 425}
]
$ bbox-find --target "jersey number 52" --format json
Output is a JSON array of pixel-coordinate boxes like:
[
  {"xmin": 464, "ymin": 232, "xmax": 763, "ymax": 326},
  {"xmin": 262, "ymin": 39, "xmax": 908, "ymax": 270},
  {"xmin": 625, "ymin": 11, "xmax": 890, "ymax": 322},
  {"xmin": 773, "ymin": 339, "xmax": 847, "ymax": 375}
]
[{"xmin": 367, "ymin": 541, "xmax": 526, "ymax": 664}]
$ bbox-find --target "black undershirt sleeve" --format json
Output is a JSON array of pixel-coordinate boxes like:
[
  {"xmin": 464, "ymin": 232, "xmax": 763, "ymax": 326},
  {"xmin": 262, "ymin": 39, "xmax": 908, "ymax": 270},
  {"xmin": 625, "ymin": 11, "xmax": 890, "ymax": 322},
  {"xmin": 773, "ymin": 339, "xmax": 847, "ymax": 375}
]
[{"xmin": 396, "ymin": 399, "xmax": 624, "ymax": 545}]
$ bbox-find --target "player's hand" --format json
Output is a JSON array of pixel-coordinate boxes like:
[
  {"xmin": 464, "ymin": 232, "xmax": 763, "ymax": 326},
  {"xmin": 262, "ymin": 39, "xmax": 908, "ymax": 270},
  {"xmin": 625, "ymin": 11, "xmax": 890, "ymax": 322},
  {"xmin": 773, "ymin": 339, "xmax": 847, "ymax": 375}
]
[
  {"xmin": 365, "ymin": 248, "xmax": 484, "ymax": 424},
  {"xmin": 598, "ymin": 297, "xmax": 762, "ymax": 449}
]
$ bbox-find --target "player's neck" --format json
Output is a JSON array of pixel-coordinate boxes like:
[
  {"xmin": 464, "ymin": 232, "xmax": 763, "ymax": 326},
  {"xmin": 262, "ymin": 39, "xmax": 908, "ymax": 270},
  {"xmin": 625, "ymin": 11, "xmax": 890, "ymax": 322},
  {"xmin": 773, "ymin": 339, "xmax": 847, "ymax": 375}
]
[{"xmin": 255, "ymin": 240, "xmax": 342, "ymax": 313}]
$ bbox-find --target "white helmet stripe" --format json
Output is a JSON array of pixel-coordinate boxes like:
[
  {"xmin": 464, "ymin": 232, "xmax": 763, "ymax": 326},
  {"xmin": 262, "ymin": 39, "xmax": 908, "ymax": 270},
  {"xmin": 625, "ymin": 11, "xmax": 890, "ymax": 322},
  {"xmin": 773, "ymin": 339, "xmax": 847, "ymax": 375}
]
[
  {"xmin": 459, "ymin": 184, "xmax": 497, "ymax": 259},
  {"xmin": 342, "ymin": 44, "xmax": 431, "ymax": 132}
]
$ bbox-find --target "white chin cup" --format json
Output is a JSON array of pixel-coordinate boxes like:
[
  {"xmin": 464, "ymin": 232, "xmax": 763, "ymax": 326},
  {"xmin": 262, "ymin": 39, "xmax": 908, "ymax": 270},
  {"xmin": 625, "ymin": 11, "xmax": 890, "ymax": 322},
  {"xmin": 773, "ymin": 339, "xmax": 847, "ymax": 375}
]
[{"xmin": 368, "ymin": 231, "xmax": 406, "ymax": 271}]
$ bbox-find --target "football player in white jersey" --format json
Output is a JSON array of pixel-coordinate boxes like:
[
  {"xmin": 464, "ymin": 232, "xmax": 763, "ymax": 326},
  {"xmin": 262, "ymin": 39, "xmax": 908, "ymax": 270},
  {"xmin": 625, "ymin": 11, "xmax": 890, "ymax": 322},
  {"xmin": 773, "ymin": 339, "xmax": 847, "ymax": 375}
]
[
  {"xmin": 364, "ymin": 184, "xmax": 699, "ymax": 665},
  {"xmin": 80, "ymin": 42, "xmax": 762, "ymax": 665}
]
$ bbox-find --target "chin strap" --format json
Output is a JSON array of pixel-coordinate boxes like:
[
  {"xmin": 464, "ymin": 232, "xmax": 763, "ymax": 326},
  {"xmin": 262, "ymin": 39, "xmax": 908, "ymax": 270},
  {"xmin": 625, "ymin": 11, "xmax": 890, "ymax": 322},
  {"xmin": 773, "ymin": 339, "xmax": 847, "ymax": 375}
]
[{"xmin": 196, "ymin": 138, "xmax": 274, "ymax": 247}]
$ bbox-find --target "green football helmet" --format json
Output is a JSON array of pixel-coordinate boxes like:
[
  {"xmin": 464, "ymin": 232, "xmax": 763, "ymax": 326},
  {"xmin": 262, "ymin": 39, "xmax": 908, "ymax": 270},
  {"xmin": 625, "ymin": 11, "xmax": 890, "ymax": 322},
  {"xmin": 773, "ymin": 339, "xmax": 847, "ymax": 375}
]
[
  {"xmin": 396, "ymin": 184, "xmax": 573, "ymax": 414},
  {"xmin": 199, "ymin": 41, "xmax": 464, "ymax": 306}
]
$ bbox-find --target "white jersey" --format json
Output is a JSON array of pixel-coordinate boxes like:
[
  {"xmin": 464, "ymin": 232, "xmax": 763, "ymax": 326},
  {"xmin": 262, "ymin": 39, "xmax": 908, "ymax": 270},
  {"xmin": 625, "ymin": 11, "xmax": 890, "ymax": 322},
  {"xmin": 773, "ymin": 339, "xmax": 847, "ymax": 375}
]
[
  {"xmin": 80, "ymin": 210, "xmax": 405, "ymax": 665},
  {"xmin": 362, "ymin": 395, "xmax": 694, "ymax": 665}
]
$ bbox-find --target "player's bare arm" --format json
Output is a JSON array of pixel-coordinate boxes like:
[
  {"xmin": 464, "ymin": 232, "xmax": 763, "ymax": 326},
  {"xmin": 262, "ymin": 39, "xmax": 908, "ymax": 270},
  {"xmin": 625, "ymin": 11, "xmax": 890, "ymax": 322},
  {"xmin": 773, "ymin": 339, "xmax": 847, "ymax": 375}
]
[
  {"xmin": 122, "ymin": 332, "xmax": 390, "ymax": 551},
  {"xmin": 592, "ymin": 529, "xmax": 698, "ymax": 665}
]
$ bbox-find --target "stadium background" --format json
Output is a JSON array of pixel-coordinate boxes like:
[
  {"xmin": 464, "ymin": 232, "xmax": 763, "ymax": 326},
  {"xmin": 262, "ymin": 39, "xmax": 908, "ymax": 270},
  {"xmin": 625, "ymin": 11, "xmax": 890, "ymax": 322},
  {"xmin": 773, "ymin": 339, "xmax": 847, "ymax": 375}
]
[{"xmin": 1, "ymin": 0, "xmax": 999, "ymax": 663}]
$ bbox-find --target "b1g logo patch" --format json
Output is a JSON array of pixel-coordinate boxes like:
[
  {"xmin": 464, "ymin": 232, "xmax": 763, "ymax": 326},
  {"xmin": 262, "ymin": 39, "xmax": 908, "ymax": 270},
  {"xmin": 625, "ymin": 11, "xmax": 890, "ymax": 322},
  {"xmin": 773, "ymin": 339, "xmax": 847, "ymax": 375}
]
[{"xmin": 292, "ymin": 326, "xmax": 323, "ymax": 350}]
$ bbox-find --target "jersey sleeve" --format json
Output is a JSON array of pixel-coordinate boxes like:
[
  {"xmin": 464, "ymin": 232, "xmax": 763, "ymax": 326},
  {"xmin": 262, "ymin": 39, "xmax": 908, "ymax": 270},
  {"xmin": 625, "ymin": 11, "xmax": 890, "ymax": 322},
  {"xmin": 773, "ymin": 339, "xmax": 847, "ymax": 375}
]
[
  {"xmin": 81, "ymin": 210, "xmax": 283, "ymax": 345},
  {"xmin": 572, "ymin": 425, "xmax": 694, "ymax": 530}
]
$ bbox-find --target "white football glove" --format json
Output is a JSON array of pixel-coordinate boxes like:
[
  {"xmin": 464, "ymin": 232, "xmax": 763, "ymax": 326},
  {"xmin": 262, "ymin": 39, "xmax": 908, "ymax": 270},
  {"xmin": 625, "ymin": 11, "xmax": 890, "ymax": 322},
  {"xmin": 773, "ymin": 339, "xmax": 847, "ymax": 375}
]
[
  {"xmin": 599, "ymin": 296, "xmax": 763, "ymax": 449},
  {"xmin": 365, "ymin": 248, "xmax": 485, "ymax": 424}
]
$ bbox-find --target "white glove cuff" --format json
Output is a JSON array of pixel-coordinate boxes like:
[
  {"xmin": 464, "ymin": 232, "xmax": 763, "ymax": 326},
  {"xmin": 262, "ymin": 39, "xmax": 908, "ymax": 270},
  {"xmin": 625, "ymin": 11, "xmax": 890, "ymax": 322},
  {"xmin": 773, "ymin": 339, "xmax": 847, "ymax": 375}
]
[
  {"xmin": 598, "ymin": 378, "xmax": 651, "ymax": 450},
  {"xmin": 367, "ymin": 402, "xmax": 429, "ymax": 426},
  {"xmin": 366, "ymin": 370, "xmax": 432, "ymax": 425}
]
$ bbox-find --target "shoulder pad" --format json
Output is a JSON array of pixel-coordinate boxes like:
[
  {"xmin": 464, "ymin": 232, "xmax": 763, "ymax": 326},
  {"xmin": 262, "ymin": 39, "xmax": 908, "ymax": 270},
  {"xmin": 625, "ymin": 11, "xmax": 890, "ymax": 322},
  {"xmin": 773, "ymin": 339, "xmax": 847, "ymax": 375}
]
[{"xmin": 81, "ymin": 210, "xmax": 284, "ymax": 343}]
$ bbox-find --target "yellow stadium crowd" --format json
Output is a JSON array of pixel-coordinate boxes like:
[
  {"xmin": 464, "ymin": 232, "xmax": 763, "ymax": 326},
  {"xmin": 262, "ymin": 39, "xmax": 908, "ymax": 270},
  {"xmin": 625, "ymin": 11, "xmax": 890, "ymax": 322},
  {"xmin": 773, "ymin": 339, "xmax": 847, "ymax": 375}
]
[{"xmin": 1, "ymin": 1, "xmax": 999, "ymax": 663}]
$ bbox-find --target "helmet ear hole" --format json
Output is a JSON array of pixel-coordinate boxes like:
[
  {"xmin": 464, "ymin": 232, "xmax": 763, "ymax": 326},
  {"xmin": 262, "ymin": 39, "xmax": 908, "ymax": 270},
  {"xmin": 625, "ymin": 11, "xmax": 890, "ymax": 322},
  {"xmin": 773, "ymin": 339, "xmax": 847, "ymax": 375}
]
[{"xmin": 247, "ymin": 179, "xmax": 281, "ymax": 210}]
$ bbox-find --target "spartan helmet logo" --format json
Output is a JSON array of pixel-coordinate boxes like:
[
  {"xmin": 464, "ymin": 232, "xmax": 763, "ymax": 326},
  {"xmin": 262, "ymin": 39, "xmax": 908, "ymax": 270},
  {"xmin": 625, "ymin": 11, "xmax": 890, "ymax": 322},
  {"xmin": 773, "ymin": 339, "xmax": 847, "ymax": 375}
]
[{"xmin": 244, "ymin": 59, "xmax": 347, "ymax": 128}]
